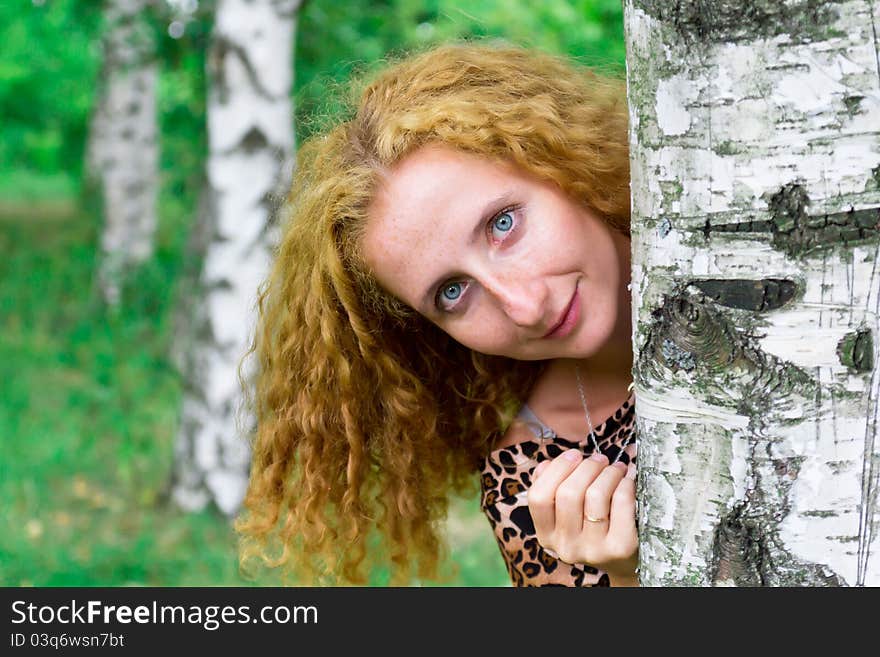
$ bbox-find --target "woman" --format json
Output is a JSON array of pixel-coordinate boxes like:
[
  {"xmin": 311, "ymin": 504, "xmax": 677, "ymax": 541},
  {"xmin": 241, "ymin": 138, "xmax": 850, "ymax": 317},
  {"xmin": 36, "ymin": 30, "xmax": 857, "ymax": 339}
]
[{"xmin": 235, "ymin": 41, "xmax": 638, "ymax": 586}]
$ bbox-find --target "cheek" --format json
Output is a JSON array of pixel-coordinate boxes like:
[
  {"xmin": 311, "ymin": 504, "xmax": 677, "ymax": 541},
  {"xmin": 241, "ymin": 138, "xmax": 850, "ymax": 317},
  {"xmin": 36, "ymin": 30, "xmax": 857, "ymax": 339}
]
[
  {"xmin": 444, "ymin": 319, "xmax": 511, "ymax": 354},
  {"xmin": 581, "ymin": 280, "xmax": 622, "ymax": 348}
]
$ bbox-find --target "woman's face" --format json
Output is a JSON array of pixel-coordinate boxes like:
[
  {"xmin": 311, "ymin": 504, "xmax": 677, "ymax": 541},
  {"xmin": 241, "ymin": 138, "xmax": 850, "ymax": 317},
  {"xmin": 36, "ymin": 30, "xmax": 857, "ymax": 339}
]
[{"xmin": 361, "ymin": 144, "xmax": 630, "ymax": 361}]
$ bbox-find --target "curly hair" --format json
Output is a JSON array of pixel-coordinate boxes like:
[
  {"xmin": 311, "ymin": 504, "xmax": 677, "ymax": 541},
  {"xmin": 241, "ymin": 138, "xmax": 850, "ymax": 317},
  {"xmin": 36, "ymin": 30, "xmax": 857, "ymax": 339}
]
[{"xmin": 234, "ymin": 40, "xmax": 631, "ymax": 585}]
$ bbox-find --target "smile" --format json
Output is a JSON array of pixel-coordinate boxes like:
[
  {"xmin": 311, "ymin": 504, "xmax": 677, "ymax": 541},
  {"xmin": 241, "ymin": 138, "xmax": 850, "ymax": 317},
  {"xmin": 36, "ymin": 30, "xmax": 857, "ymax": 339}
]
[{"xmin": 543, "ymin": 288, "xmax": 580, "ymax": 339}]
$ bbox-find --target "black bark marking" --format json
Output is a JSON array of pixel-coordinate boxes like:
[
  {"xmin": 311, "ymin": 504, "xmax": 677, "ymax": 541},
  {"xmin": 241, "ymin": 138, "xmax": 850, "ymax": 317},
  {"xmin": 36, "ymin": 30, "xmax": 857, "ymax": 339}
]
[
  {"xmin": 843, "ymin": 95, "xmax": 864, "ymax": 116},
  {"xmin": 210, "ymin": 35, "xmax": 278, "ymax": 106},
  {"xmin": 710, "ymin": 501, "xmax": 845, "ymax": 586},
  {"xmin": 240, "ymin": 126, "xmax": 269, "ymax": 153},
  {"xmin": 645, "ymin": 291, "xmax": 740, "ymax": 375},
  {"xmin": 705, "ymin": 183, "xmax": 880, "ymax": 257},
  {"xmin": 641, "ymin": 287, "xmax": 816, "ymax": 408},
  {"xmin": 768, "ymin": 182, "xmax": 811, "ymax": 233},
  {"xmin": 711, "ymin": 504, "xmax": 765, "ymax": 586},
  {"xmin": 690, "ymin": 279, "xmax": 797, "ymax": 311},
  {"xmin": 837, "ymin": 329, "xmax": 874, "ymax": 373},
  {"xmin": 633, "ymin": 0, "xmax": 842, "ymax": 45}
]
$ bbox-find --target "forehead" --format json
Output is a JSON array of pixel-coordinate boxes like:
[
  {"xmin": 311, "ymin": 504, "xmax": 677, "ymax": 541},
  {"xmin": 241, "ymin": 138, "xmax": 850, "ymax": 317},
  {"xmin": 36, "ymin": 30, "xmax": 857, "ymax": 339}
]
[
  {"xmin": 369, "ymin": 144, "xmax": 517, "ymax": 234},
  {"xmin": 361, "ymin": 145, "xmax": 520, "ymax": 305}
]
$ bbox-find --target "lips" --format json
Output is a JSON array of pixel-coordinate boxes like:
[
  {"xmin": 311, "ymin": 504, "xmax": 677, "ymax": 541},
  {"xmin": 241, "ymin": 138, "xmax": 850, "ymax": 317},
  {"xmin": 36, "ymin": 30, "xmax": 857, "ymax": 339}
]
[{"xmin": 543, "ymin": 289, "xmax": 579, "ymax": 338}]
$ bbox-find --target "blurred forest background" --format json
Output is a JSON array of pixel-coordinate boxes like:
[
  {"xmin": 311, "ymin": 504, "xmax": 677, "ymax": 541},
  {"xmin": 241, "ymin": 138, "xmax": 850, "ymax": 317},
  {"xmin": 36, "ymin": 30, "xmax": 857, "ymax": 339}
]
[{"xmin": 0, "ymin": 0, "xmax": 625, "ymax": 586}]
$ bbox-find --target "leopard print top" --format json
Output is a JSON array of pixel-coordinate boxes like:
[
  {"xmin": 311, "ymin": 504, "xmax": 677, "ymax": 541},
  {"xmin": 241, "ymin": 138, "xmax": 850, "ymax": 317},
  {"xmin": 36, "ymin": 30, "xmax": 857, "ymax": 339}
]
[{"xmin": 479, "ymin": 392, "xmax": 636, "ymax": 587}]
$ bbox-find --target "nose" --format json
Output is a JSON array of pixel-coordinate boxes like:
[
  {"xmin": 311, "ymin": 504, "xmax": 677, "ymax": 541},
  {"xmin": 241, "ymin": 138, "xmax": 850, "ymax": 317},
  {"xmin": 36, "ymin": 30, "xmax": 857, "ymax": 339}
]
[{"xmin": 483, "ymin": 274, "xmax": 548, "ymax": 329}]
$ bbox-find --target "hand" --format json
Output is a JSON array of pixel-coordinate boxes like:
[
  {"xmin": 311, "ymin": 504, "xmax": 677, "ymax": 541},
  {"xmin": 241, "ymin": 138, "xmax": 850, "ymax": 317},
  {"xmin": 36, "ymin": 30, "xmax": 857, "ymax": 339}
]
[{"xmin": 528, "ymin": 449, "xmax": 638, "ymax": 584}]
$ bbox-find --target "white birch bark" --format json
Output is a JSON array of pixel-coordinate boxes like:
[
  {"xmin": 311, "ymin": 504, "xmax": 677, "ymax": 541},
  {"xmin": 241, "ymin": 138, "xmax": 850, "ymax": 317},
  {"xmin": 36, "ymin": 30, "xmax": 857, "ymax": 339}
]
[
  {"xmin": 624, "ymin": 0, "xmax": 880, "ymax": 585},
  {"xmin": 171, "ymin": 0, "xmax": 301, "ymax": 515},
  {"xmin": 88, "ymin": 0, "xmax": 159, "ymax": 306}
]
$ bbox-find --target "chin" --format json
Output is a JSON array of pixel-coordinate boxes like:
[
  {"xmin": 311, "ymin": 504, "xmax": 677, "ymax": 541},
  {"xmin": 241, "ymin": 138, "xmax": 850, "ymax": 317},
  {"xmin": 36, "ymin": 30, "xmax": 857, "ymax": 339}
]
[{"xmin": 570, "ymin": 326, "xmax": 615, "ymax": 359}]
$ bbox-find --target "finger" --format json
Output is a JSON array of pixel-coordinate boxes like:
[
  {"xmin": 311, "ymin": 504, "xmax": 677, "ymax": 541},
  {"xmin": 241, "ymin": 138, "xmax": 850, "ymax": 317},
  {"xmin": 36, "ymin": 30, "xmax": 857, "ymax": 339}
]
[
  {"xmin": 532, "ymin": 460, "xmax": 550, "ymax": 481},
  {"xmin": 554, "ymin": 453, "xmax": 610, "ymax": 537},
  {"xmin": 527, "ymin": 449, "xmax": 584, "ymax": 540},
  {"xmin": 608, "ymin": 463, "xmax": 637, "ymax": 547},
  {"xmin": 584, "ymin": 461, "xmax": 627, "ymax": 526}
]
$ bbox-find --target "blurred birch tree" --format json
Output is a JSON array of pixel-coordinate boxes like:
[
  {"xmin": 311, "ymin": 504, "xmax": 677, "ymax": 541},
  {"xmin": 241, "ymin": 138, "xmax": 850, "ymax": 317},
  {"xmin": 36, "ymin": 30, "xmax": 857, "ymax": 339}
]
[
  {"xmin": 170, "ymin": 0, "xmax": 302, "ymax": 515},
  {"xmin": 88, "ymin": 0, "xmax": 160, "ymax": 306}
]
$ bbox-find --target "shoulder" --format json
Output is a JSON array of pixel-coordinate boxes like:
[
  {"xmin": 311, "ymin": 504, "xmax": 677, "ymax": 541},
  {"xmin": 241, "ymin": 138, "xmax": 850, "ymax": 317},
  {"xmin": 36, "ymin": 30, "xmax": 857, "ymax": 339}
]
[
  {"xmin": 490, "ymin": 373, "xmax": 559, "ymax": 451},
  {"xmin": 492, "ymin": 415, "xmax": 541, "ymax": 450}
]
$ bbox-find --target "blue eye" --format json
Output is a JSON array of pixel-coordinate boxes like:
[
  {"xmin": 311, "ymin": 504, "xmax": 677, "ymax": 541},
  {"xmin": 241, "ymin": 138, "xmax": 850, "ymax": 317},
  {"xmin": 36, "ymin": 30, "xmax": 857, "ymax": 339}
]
[
  {"xmin": 436, "ymin": 280, "xmax": 468, "ymax": 311},
  {"xmin": 441, "ymin": 283, "xmax": 463, "ymax": 301},
  {"xmin": 491, "ymin": 210, "xmax": 515, "ymax": 240}
]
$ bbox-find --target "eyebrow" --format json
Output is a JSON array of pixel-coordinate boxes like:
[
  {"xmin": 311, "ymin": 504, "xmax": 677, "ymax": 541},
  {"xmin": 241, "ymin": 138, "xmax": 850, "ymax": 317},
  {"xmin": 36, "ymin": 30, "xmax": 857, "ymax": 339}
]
[{"xmin": 418, "ymin": 191, "xmax": 515, "ymax": 314}]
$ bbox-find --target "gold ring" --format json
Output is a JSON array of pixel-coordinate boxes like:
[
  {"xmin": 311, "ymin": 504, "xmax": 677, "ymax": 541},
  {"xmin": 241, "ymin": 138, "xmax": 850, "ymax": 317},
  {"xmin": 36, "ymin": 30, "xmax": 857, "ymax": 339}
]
[{"xmin": 586, "ymin": 515, "xmax": 607, "ymax": 523}]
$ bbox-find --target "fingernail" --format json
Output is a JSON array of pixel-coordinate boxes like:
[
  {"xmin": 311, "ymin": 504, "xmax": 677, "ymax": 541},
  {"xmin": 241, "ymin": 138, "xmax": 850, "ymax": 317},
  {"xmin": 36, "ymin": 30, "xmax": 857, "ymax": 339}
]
[
  {"xmin": 626, "ymin": 463, "xmax": 637, "ymax": 480},
  {"xmin": 589, "ymin": 453, "xmax": 608, "ymax": 464},
  {"xmin": 564, "ymin": 449, "xmax": 582, "ymax": 462},
  {"xmin": 613, "ymin": 461, "xmax": 628, "ymax": 472}
]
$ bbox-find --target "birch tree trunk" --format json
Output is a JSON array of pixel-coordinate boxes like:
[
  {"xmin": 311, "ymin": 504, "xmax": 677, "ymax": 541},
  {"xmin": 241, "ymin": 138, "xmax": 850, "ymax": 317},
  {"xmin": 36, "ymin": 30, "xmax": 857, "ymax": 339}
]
[
  {"xmin": 624, "ymin": 0, "xmax": 880, "ymax": 585},
  {"xmin": 170, "ymin": 0, "xmax": 300, "ymax": 515},
  {"xmin": 88, "ymin": 0, "xmax": 158, "ymax": 306}
]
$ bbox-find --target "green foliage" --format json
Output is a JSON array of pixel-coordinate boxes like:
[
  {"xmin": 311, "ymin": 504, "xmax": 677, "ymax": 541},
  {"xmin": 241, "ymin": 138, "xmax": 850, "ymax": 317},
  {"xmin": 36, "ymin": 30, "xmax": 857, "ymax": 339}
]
[
  {"xmin": 155, "ymin": 2, "xmax": 211, "ymax": 194},
  {"xmin": 0, "ymin": 0, "xmax": 625, "ymax": 198},
  {"xmin": 0, "ymin": 0, "xmax": 101, "ymax": 180},
  {"xmin": 295, "ymin": 0, "xmax": 625, "ymax": 143}
]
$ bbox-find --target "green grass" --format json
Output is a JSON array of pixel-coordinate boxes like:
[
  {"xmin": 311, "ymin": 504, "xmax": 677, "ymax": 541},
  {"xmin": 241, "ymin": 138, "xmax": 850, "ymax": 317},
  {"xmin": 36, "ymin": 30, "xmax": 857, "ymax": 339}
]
[
  {"xmin": 0, "ymin": 171, "xmax": 79, "ymax": 218},
  {"xmin": 0, "ymin": 198, "xmax": 510, "ymax": 587},
  {"xmin": 0, "ymin": 170, "xmax": 77, "ymax": 201},
  {"xmin": 0, "ymin": 205, "xmax": 250, "ymax": 586}
]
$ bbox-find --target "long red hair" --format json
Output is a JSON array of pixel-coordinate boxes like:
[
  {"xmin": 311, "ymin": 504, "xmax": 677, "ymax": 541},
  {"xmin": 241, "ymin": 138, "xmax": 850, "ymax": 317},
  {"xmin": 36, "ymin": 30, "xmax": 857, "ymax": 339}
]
[{"xmin": 235, "ymin": 40, "xmax": 630, "ymax": 584}]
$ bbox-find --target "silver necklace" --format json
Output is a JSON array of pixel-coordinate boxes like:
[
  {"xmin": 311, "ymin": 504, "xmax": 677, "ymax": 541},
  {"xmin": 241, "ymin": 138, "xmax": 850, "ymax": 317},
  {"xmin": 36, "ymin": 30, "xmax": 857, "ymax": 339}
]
[
  {"xmin": 574, "ymin": 364, "xmax": 599, "ymax": 452},
  {"xmin": 574, "ymin": 364, "xmax": 626, "ymax": 464}
]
